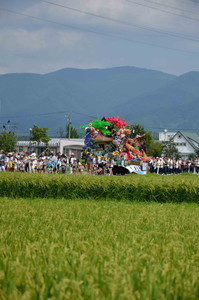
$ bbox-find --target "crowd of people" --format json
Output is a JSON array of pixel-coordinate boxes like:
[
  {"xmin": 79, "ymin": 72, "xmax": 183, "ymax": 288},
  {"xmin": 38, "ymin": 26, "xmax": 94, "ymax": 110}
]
[
  {"xmin": 0, "ymin": 149, "xmax": 199, "ymax": 175},
  {"xmin": 0, "ymin": 150, "xmax": 81, "ymax": 174},
  {"xmin": 148, "ymin": 157, "xmax": 199, "ymax": 175},
  {"xmin": 0, "ymin": 150, "xmax": 115, "ymax": 175}
]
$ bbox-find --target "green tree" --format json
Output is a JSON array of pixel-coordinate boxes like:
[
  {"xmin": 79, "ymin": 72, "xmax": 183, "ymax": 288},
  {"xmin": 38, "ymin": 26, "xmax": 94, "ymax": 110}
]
[
  {"xmin": 30, "ymin": 125, "xmax": 50, "ymax": 153},
  {"xmin": 66, "ymin": 124, "xmax": 80, "ymax": 138},
  {"xmin": 147, "ymin": 141, "xmax": 162, "ymax": 157},
  {"xmin": 162, "ymin": 140, "xmax": 179, "ymax": 159},
  {"xmin": 130, "ymin": 123, "xmax": 146, "ymax": 139},
  {"xmin": 0, "ymin": 131, "xmax": 17, "ymax": 152},
  {"xmin": 143, "ymin": 132, "xmax": 153, "ymax": 149},
  {"xmin": 188, "ymin": 153, "xmax": 196, "ymax": 160},
  {"xmin": 129, "ymin": 123, "xmax": 153, "ymax": 154}
]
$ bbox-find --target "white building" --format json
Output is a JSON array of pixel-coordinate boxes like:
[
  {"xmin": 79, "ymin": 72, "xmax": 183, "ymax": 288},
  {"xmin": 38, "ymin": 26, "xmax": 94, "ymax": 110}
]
[
  {"xmin": 16, "ymin": 138, "xmax": 84, "ymax": 159},
  {"xmin": 159, "ymin": 130, "xmax": 199, "ymax": 159},
  {"xmin": 159, "ymin": 130, "xmax": 176, "ymax": 142}
]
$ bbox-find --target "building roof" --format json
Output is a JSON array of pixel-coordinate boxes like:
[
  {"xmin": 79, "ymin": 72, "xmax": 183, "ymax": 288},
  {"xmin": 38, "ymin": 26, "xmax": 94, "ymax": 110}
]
[
  {"xmin": 180, "ymin": 132, "xmax": 199, "ymax": 144},
  {"xmin": 172, "ymin": 131, "xmax": 199, "ymax": 151},
  {"xmin": 50, "ymin": 138, "xmax": 84, "ymax": 143},
  {"xmin": 17, "ymin": 138, "xmax": 84, "ymax": 147}
]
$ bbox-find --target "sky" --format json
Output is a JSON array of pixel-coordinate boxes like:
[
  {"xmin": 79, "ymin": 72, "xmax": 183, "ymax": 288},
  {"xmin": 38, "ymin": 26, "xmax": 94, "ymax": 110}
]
[{"xmin": 0, "ymin": 0, "xmax": 199, "ymax": 75}]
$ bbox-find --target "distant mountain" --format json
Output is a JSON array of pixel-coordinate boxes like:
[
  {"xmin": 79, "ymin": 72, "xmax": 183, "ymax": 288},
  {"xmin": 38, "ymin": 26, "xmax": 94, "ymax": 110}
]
[
  {"xmin": 0, "ymin": 66, "xmax": 198, "ymax": 136},
  {"xmin": 115, "ymin": 71, "xmax": 199, "ymax": 131}
]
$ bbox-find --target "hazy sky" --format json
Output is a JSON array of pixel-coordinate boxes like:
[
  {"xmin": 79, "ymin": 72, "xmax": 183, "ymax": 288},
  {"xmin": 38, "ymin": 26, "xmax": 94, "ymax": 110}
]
[{"xmin": 0, "ymin": 0, "xmax": 199, "ymax": 75}]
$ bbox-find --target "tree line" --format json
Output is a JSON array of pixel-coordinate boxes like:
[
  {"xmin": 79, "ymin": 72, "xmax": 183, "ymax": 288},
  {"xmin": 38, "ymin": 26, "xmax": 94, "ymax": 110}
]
[{"xmin": 1, "ymin": 122, "xmax": 198, "ymax": 159}]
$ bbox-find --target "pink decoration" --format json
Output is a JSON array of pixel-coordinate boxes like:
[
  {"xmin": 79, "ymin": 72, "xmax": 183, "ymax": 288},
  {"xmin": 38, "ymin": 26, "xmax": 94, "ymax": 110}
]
[{"xmin": 105, "ymin": 117, "xmax": 128, "ymax": 129}]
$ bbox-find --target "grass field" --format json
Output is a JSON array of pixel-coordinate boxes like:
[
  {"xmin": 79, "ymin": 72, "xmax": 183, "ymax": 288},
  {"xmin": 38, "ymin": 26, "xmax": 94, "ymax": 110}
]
[{"xmin": 0, "ymin": 198, "xmax": 198, "ymax": 300}]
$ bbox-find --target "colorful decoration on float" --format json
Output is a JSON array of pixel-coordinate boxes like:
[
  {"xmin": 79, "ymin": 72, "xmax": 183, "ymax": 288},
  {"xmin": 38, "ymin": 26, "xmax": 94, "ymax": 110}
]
[
  {"xmin": 81, "ymin": 119, "xmax": 111, "ymax": 136},
  {"xmin": 81, "ymin": 117, "xmax": 150, "ymax": 162},
  {"xmin": 104, "ymin": 117, "xmax": 128, "ymax": 129}
]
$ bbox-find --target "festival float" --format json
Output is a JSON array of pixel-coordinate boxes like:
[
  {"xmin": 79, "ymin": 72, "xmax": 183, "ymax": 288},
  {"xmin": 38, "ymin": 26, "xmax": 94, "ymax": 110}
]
[{"xmin": 81, "ymin": 117, "xmax": 150, "ymax": 175}]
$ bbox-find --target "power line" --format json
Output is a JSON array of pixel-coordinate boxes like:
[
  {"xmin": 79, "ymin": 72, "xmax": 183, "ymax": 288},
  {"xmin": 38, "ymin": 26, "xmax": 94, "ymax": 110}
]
[
  {"xmin": 0, "ymin": 111, "xmax": 69, "ymax": 119},
  {"xmin": 0, "ymin": 110, "xmax": 97, "ymax": 120},
  {"xmin": 1, "ymin": 121, "xmax": 198, "ymax": 134},
  {"xmin": 126, "ymin": 0, "xmax": 199, "ymax": 22},
  {"xmin": 39, "ymin": 0, "xmax": 199, "ymax": 43},
  {"xmin": 72, "ymin": 111, "xmax": 97, "ymax": 119},
  {"xmin": 0, "ymin": 6, "xmax": 198, "ymax": 55},
  {"xmin": 141, "ymin": 0, "xmax": 199, "ymax": 16},
  {"xmin": 1, "ymin": 117, "xmax": 198, "ymax": 133}
]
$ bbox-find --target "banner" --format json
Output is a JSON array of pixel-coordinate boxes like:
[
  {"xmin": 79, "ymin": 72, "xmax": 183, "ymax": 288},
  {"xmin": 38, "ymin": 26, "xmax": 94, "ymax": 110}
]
[{"xmin": 125, "ymin": 165, "xmax": 145, "ymax": 175}]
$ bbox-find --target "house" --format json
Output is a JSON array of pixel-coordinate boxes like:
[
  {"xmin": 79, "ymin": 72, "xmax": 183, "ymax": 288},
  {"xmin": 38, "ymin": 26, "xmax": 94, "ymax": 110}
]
[
  {"xmin": 16, "ymin": 138, "xmax": 84, "ymax": 159},
  {"xmin": 159, "ymin": 130, "xmax": 199, "ymax": 159}
]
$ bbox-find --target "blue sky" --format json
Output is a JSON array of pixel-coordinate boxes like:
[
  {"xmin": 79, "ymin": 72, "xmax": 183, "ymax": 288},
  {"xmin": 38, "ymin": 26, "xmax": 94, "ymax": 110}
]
[{"xmin": 0, "ymin": 0, "xmax": 199, "ymax": 75}]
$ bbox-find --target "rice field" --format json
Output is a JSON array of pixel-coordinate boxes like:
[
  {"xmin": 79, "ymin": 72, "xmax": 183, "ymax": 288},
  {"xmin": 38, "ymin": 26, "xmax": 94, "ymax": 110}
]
[
  {"xmin": 0, "ymin": 172, "xmax": 199, "ymax": 203},
  {"xmin": 0, "ymin": 198, "xmax": 198, "ymax": 300}
]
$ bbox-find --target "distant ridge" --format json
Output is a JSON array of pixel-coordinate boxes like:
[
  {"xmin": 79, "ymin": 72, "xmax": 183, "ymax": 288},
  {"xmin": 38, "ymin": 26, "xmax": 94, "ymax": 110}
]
[{"xmin": 0, "ymin": 66, "xmax": 198, "ymax": 135}]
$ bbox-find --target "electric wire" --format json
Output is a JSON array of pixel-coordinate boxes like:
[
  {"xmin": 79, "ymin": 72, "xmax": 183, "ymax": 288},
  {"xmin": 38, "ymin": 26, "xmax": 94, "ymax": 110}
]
[
  {"xmin": 0, "ymin": 6, "xmax": 198, "ymax": 55},
  {"xmin": 126, "ymin": 0, "xmax": 199, "ymax": 22},
  {"xmin": 1, "ymin": 118, "xmax": 199, "ymax": 132},
  {"xmin": 141, "ymin": 0, "xmax": 199, "ymax": 15},
  {"xmin": 39, "ymin": 0, "xmax": 199, "ymax": 43},
  {"xmin": 0, "ymin": 111, "xmax": 68, "ymax": 119},
  {"xmin": 0, "ymin": 110, "xmax": 97, "ymax": 120}
]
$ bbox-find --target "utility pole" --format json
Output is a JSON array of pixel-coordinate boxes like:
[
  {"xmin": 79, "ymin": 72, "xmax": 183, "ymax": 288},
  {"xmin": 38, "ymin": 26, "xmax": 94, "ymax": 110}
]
[
  {"xmin": 29, "ymin": 128, "xmax": 32, "ymax": 152},
  {"xmin": 67, "ymin": 112, "xmax": 71, "ymax": 140}
]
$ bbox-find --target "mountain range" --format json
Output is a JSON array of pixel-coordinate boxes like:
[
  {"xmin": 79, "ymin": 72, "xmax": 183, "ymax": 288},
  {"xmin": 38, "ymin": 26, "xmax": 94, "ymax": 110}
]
[{"xmin": 0, "ymin": 66, "xmax": 198, "ymax": 136}]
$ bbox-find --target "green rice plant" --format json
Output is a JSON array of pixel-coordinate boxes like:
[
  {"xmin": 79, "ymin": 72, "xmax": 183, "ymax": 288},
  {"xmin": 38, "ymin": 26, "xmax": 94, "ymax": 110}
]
[
  {"xmin": 0, "ymin": 199, "xmax": 198, "ymax": 299},
  {"xmin": 0, "ymin": 172, "xmax": 198, "ymax": 202}
]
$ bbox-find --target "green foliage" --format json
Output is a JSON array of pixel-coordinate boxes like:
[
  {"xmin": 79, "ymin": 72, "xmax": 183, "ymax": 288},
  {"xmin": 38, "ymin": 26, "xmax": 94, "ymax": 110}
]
[
  {"xmin": 130, "ymin": 123, "xmax": 160, "ymax": 156},
  {"xmin": 0, "ymin": 173, "xmax": 198, "ymax": 203},
  {"xmin": 130, "ymin": 123, "xmax": 146, "ymax": 138},
  {"xmin": 30, "ymin": 125, "xmax": 50, "ymax": 145},
  {"xmin": 81, "ymin": 149, "xmax": 87, "ymax": 163},
  {"xmin": 130, "ymin": 123, "xmax": 153, "ymax": 146},
  {"xmin": 147, "ymin": 141, "xmax": 163, "ymax": 157},
  {"xmin": 0, "ymin": 131, "xmax": 17, "ymax": 152},
  {"xmin": 188, "ymin": 153, "xmax": 196, "ymax": 160},
  {"xmin": 0, "ymin": 198, "xmax": 198, "ymax": 299},
  {"xmin": 143, "ymin": 131, "xmax": 153, "ymax": 148},
  {"xmin": 162, "ymin": 140, "xmax": 179, "ymax": 158},
  {"xmin": 66, "ymin": 124, "xmax": 80, "ymax": 138}
]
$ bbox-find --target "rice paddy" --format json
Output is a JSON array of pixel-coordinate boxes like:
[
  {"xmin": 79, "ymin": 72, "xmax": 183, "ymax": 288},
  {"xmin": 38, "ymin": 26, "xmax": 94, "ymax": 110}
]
[
  {"xmin": 0, "ymin": 198, "xmax": 198, "ymax": 300},
  {"xmin": 0, "ymin": 172, "xmax": 199, "ymax": 203}
]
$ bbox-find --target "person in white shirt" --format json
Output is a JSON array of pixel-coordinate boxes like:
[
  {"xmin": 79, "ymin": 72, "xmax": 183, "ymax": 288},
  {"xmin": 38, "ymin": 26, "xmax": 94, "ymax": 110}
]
[
  {"xmin": 157, "ymin": 157, "xmax": 164, "ymax": 175},
  {"xmin": 195, "ymin": 157, "xmax": 199, "ymax": 174},
  {"xmin": 0, "ymin": 150, "xmax": 6, "ymax": 172},
  {"xmin": 69, "ymin": 153, "xmax": 76, "ymax": 174}
]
